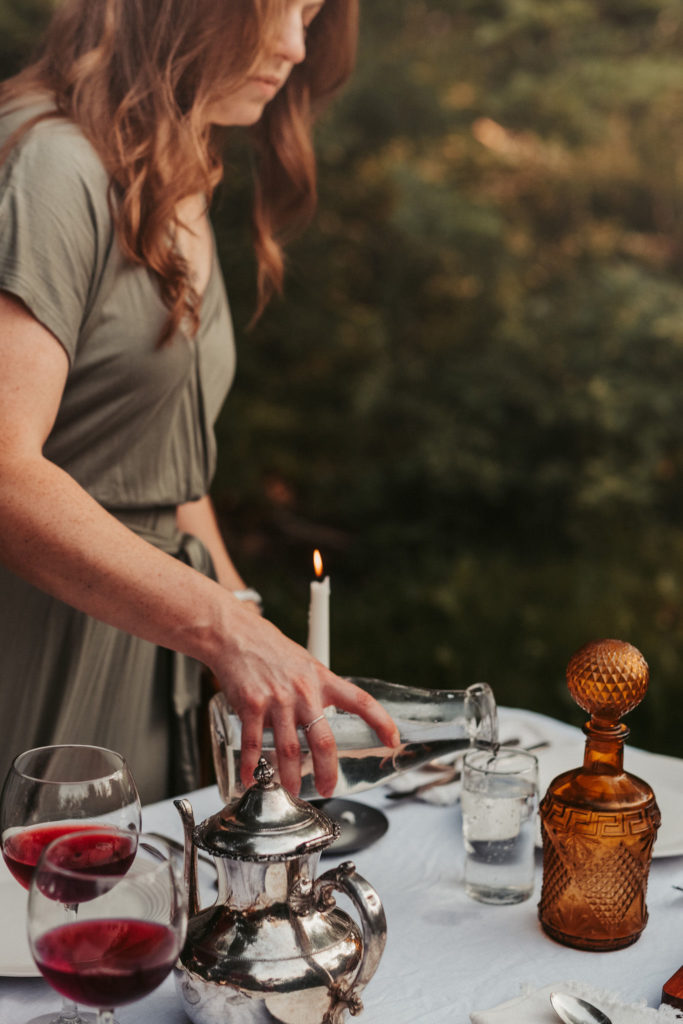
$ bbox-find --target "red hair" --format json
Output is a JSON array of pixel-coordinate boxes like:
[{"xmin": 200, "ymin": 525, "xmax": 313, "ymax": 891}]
[{"xmin": 0, "ymin": 0, "xmax": 359, "ymax": 340}]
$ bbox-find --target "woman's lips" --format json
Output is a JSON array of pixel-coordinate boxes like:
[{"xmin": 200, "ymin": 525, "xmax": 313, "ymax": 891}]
[{"xmin": 250, "ymin": 75, "xmax": 282, "ymax": 96}]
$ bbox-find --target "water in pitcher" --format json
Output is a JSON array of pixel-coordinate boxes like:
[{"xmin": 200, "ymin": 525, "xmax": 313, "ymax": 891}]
[{"xmin": 210, "ymin": 678, "xmax": 498, "ymax": 802}]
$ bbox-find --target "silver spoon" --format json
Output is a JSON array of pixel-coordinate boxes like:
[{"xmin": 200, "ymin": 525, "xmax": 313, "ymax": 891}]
[{"xmin": 550, "ymin": 992, "xmax": 612, "ymax": 1024}]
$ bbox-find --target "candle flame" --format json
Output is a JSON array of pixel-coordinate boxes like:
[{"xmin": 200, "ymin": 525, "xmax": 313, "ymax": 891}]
[{"xmin": 313, "ymin": 549, "xmax": 324, "ymax": 578}]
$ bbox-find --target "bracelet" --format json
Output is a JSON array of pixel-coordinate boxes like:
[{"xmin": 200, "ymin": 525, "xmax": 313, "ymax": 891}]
[{"xmin": 233, "ymin": 588, "xmax": 264, "ymax": 613}]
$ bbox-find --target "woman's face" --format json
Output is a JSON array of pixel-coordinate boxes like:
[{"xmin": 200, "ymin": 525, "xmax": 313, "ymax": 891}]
[{"xmin": 207, "ymin": 1, "xmax": 326, "ymax": 127}]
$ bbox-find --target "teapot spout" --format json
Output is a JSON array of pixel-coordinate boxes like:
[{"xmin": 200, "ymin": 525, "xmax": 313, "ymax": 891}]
[{"xmin": 174, "ymin": 797, "xmax": 201, "ymax": 917}]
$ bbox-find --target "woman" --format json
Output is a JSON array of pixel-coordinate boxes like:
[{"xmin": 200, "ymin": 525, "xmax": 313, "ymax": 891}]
[{"xmin": 0, "ymin": 0, "xmax": 399, "ymax": 803}]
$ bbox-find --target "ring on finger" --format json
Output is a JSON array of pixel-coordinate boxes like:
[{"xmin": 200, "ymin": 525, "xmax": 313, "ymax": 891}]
[{"xmin": 302, "ymin": 713, "xmax": 326, "ymax": 734}]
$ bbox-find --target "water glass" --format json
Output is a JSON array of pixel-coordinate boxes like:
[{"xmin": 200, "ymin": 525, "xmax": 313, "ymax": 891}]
[{"xmin": 461, "ymin": 746, "xmax": 539, "ymax": 905}]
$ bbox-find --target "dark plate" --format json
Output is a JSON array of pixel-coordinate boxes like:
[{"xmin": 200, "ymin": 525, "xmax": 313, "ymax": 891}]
[{"xmin": 311, "ymin": 798, "xmax": 389, "ymax": 857}]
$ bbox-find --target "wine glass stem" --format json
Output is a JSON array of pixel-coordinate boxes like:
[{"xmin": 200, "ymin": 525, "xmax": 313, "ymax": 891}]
[
  {"xmin": 98, "ymin": 1012, "xmax": 115, "ymax": 1024},
  {"xmin": 57, "ymin": 904, "xmax": 82, "ymax": 1023},
  {"xmin": 58, "ymin": 1001, "xmax": 84, "ymax": 1023}
]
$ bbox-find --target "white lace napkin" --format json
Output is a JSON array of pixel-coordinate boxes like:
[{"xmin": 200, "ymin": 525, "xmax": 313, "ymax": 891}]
[{"xmin": 469, "ymin": 981, "xmax": 682, "ymax": 1024}]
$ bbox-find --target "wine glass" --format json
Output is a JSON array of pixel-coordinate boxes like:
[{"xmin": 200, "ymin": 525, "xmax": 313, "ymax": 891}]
[
  {"xmin": 28, "ymin": 831, "xmax": 187, "ymax": 1024},
  {"xmin": 0, "ymin": 745, "xmax": 142, "ymax": 1024}
]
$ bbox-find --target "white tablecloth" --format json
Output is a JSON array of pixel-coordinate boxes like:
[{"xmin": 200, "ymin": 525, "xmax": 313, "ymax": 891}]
[{"xmin": 2, "ymin": 708, "xmax": 682, "ymax": 1024}]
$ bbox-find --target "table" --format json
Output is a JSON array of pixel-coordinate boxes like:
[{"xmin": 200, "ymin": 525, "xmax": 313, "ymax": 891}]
[{"xmin": 2, "ymin": 708, "xmax": 682, "ymax": 1024}]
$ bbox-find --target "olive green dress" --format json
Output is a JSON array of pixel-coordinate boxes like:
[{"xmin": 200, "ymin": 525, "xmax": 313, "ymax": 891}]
[{"xmin": 0, "ymin": 103, "xmax": 236, "ymax": 802}]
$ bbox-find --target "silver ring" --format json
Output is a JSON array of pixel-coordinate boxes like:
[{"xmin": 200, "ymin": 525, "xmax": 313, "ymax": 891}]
[{"xmin": 302, "ymin": 713, "xmax": 326, "ymax": 734}]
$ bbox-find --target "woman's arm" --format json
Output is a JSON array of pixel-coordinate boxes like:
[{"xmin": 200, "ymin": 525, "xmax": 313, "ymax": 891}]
[
  {"xmin": 176, "ymin": 496, "xmax": 245, "ymax": 590},
  {"xmin": 0, "ymin": 291, "xmax": 399, "ymax": 795},
  {"xmin": 176, "ymin": 496, "xmax": 261, "ymax": 612}
]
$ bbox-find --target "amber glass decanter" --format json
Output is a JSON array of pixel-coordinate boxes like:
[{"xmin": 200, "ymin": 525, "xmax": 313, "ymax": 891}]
[{"xmin": 538, "ymin": 638, "xmax": 661, "ymax": 951}]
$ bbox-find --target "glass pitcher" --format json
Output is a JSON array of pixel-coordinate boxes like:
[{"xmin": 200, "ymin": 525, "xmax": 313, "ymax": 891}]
[{"xmin": 210, "ymin": 677, "xmax": 498, "ymax": 802}]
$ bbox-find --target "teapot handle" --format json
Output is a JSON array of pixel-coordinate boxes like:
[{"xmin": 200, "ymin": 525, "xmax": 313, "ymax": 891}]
[{"xmin": 315, "ymin": 861, "xmax": 387, "ymax": 1018}]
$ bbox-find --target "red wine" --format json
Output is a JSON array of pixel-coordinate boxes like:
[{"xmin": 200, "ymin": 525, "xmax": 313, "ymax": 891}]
[
  {"xmin": 34, "ymin": 919, "xmax": 178, "ymax": 1007},
  {"xmin": 36, "ymin": 829, "xmax": 138, "ymax": 905},
  {"xmin": 2, "ymin": 822, "xmax": 103, "ymax": 890}
]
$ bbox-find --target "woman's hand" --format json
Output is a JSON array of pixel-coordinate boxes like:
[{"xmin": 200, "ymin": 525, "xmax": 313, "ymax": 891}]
[
  {"xmin": 209, "ymin": 607, "xmax": 400, "ymax": 798},
  {"xmin": 174, "ymin": 498, "xmax": 398, "ymax": 796}
]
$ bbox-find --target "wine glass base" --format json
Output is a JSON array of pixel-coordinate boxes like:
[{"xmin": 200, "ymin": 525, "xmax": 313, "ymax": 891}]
[{"xmin": 22, "ymin": 1012, "xmax": 99, "ymax": 1024}]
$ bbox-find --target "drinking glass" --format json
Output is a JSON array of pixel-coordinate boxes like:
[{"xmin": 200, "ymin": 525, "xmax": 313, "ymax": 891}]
[
  {"xmin": 461, "ymin": 746, "xmax": 539, "ymax": 905},
  {"xmin": 28, "ymin": 831, "xmax": 187, "ymax": 1024},
  {"xmin": 0, "ymin": 745, "xmax": 142, "ymax": 1024}
]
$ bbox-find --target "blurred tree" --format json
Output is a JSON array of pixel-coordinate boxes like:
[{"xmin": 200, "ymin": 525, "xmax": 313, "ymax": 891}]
[
  {"xmin": 0, "ymin": 0, "xmax": 50, "ymax": 74},
  {"xmin": 213, "ymin": 0, "xmax": 683, "ymax": 751}
]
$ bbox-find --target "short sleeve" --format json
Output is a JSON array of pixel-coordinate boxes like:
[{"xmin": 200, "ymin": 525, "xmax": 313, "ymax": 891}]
[{"xmin": 0, "ymin": 118, "xmax": 109, "ymax": 364}]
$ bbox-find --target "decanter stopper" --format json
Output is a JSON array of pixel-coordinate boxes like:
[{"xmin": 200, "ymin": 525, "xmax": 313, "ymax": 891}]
[
  {"xmin": 566, "ymin": 637, "xmax": 649, "ymax": 729},
  {"xmin": 538, "ymin": 638, "xmax": 660, "ymax": 951}
]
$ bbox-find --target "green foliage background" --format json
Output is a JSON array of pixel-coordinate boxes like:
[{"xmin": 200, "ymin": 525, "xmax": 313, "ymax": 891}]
[{"xmin": 4, "ymin": 0, "xmax": 683, "ymax": 752}]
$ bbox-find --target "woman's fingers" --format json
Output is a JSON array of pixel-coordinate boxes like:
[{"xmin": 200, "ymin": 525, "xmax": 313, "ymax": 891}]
[
  {"xmin": 237, "ymin": 676, "xmax": 399, "ymax": 797},
  {"xmin": 325, "ymin": 677, "xmax": 401, "ymax": 748},
  {"xmin": 239, "ymin": 710, "xmax": 265, "ymax": 790},
  {"xmin": 271, "ymin": 710, "xmax": 303, "ymax": 796},
  {"xmin": 240, "ymin": 707, "xmax": 338, "ymax": 799},
  {"xmin": 304, "ymin": 715, "xmax": 338, "ymax": 798}
]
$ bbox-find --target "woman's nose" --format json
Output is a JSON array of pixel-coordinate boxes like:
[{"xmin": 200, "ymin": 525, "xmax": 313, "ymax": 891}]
[{"xmin": 274, "ymin": 10, "xmax": 307, "ymax": 65}]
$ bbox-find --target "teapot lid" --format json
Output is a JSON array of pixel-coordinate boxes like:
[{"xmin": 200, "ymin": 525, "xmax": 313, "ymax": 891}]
[{"xmin": 193, "ymin": 758, "xmax": 341, "ymax": 862}]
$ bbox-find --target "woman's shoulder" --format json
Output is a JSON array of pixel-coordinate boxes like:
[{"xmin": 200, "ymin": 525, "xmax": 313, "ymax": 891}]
[
  {"xmin": 0, "ymin": 96, "xmax": 116, "ymax": 355},
  {"xmin": 0, "ymin": 97, "xmax": 109, "ymax": 198}
]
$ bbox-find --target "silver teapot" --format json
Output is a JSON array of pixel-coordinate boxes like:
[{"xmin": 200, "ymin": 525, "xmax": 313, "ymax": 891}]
[{"xmin": 173, "ymin": 758, "xmax": 387, "ymax": 1024}]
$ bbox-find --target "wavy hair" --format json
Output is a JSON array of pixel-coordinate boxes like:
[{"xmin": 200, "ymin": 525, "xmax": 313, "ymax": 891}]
[{"xmin": 0, "ymin": 0, "xmax": 359, "ymax": 340}]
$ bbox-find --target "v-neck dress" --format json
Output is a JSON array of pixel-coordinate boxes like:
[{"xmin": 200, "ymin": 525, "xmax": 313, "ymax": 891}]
[{"xmin": 0, "ymin": 103, "xmax": 236, "ymax": 802}]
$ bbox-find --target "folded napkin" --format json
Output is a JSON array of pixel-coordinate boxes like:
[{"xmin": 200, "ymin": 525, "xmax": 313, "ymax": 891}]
[{"xmin": 470, "ymin": 981, "xmax": 682, "ymax": 1024}]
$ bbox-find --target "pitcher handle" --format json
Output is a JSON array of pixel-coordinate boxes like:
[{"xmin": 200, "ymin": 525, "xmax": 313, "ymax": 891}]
[{"xmin": 314, "ymin": 860, "xmax": 387, "ymax": 1018}]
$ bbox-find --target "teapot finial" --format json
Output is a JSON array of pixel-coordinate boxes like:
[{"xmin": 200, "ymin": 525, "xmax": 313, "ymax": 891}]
[{"xmin": 254, "ymin": 757, "xmax": 276, "ymax": 787}]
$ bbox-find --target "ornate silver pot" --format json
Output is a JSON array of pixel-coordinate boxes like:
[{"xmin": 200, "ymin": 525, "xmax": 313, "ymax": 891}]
[{"xmin": 173, "ymin": 758, "xmax": 387, "ymax": 1024}]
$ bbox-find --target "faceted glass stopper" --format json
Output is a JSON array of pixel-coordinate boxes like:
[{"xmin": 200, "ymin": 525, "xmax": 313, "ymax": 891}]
[{"xmin": 566, "ymin": 638, "xmax": 649, "ymax": 723}]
